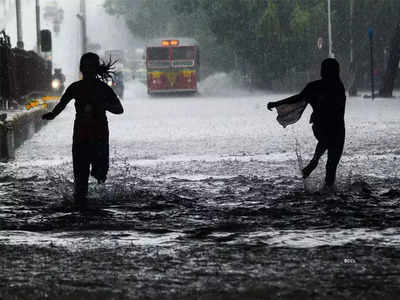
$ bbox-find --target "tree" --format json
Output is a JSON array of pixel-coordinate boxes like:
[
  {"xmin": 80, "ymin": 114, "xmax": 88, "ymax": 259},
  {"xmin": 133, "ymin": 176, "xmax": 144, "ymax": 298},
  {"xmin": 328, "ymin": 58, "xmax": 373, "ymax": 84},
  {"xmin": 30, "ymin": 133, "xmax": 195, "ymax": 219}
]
[
  {"xmin": 380, "ymin": 24, "xmax": 400, "ymax": 97},
  {"xmin": 103, "ymin": 0, "xmax": 400, "ymax": 91}
]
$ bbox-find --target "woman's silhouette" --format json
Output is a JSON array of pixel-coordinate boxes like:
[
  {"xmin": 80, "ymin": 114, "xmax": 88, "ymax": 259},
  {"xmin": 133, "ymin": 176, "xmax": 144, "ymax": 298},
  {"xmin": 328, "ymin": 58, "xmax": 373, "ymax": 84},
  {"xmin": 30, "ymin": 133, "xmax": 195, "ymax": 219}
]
[
  {"xmin": 268, "ymin": 58, "xmax": 346, "ymax": 192},
  {"xmin": 43, "ymin": 52, "xmax": 123, "ymax": 206}
]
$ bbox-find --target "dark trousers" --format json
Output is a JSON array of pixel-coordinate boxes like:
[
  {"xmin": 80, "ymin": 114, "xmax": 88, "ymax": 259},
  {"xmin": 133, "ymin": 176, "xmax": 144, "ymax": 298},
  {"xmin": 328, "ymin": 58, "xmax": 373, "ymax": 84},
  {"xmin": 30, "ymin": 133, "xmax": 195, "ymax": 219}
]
[
  {"xmin": 311, "ymin": 124, "xmax": 345, "ymax": 186},
  {"xmin": 72, "ymin": 140, "xmax": 109, "ymax": 199}
]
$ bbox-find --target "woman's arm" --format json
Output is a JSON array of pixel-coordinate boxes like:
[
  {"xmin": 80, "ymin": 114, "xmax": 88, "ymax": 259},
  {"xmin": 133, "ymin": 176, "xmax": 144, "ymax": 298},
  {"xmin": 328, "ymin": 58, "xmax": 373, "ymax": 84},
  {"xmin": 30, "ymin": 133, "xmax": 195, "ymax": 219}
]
[
  {"xmin": 42, "ymin": 85, "xmax": 74, "ymax": 120},
  {"xmin": 267, "ymin": 83, "xmax": 310, "ymax": 110},
  {"xmin": 267, "ymin": 94, "xmax": 301, "ymax": 110}
]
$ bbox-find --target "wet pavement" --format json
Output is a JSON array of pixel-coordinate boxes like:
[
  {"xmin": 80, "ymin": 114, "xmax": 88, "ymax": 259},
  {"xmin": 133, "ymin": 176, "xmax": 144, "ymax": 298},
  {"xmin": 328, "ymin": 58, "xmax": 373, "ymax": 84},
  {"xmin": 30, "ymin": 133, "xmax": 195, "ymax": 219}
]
[{"xmin": 1, "ymin": 78, "xmax": 400, "ymax": 299}]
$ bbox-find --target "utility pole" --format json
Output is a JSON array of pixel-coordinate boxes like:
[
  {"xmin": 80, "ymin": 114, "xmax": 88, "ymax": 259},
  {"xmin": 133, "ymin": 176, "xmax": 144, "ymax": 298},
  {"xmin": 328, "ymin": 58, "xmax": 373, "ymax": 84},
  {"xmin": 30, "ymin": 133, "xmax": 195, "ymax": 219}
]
[
  {"xmin": 349, "ymin": 0, "xmax": 357, "ymax": 96},
  {"xmin": 15, "ymin": 0, "xmax": 23, "ymax": 49},
  {"xmin": 349, "ymin": 0, "xmax": 353, "ymax": 66},
  {"xmin": 327, "ymin": 0, "xmax": 333, "ymax": 58},
  {"xmin": 368, "ymin": 28, "xmax": 375, "ymax": 100},
  {"xmin": 77, "ymin": 0, "xmax": 87, "ymax": 54},
  {"xmin": 36, "ymin": 0, "xmax": 41, "ymax": 54}
]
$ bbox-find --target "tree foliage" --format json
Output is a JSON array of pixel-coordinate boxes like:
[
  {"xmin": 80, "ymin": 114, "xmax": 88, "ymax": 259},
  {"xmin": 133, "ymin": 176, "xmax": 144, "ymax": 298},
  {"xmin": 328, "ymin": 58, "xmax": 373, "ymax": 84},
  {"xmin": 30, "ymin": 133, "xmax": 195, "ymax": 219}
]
[{"xmin": 104, "ymin": 0, "xmax": 400, "ymax": 90}]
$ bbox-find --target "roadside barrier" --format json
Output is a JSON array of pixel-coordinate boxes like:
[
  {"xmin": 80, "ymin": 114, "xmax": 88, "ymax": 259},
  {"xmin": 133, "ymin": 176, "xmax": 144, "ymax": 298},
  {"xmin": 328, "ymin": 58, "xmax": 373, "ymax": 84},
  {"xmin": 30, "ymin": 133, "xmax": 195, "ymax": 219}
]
[
  {"xmin": 0, "ymin": 30, "xmax": 55, "ymax": 161},
  {"xmin": 0, "ymin": 102, "xmax": 55, "ymax": 161}
]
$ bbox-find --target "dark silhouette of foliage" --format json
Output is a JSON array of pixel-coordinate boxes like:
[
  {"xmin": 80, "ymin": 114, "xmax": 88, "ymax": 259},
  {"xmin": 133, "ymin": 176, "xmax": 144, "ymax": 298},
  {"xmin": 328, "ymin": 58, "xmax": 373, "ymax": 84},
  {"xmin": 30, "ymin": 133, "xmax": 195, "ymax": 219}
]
[{"xmin": 104, "ymin": 0, "xmax": 400, "ymax": 91}]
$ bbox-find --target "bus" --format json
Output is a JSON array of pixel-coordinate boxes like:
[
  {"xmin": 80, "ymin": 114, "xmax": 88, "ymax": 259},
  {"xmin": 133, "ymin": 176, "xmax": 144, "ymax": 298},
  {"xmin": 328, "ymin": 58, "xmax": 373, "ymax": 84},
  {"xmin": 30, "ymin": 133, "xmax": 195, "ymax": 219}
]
[{"xmin": 146, "ymin": 38, "xmax": 200, "ymax": 95}]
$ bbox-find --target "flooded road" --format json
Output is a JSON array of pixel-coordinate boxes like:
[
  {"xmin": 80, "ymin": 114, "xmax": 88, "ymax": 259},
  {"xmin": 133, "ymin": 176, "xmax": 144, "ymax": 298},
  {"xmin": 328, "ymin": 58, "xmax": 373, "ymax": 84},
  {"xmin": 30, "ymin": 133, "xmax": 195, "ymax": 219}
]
[{"xmin": 1, "ymin": 79, "xmax": 400, "ymax": 299}]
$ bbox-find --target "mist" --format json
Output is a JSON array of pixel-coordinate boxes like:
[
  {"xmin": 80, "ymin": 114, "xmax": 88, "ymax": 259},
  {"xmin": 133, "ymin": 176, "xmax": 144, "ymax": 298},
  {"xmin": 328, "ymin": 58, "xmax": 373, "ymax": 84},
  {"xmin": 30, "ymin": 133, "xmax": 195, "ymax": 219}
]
[
  {"xmin": 2, "ymin": 2, "xmax": 400, "ymax": 299},
  {"xmin": 3, "ymin": 0, "xmax": 138, "ymax": 83}
]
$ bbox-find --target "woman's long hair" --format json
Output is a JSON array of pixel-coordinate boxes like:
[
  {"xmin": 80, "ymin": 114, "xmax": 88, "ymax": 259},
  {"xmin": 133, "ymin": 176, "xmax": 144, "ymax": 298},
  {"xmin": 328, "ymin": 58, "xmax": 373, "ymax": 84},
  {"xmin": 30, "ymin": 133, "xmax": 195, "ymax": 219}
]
[{"xmin": 80, "ymin": 52, "xmax": 118, "ymax": 82}]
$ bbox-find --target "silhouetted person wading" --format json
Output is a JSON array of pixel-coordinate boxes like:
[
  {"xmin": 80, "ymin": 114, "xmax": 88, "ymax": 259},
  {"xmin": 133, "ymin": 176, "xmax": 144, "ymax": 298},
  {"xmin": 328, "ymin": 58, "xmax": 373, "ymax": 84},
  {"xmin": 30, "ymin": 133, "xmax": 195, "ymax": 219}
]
[
  {"xmin": 268, "ymin": 58, "xmax": 346, "ymax": 192},
  {"xmin": 43, "ymin": 52, "xmax": 124, "ymax": 206}
]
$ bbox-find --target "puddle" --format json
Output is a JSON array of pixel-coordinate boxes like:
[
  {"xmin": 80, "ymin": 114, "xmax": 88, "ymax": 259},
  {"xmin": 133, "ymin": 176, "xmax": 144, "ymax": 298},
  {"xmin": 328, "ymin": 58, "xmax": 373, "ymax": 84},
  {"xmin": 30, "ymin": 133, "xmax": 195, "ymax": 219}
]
[
  {"xmin": 2, "ymin": 228, "xmax": 400, "ymax": 250},
  {"xmin": 0, "ymin": 230, "xmax": 184, "ymax": 250},
  {"xmin": 131, "ymin": 153, "xmax": 294, "ymax": 167},
  {"xmin": 245, "ymin": 228, "xmax": 400, "ymax": 248}
]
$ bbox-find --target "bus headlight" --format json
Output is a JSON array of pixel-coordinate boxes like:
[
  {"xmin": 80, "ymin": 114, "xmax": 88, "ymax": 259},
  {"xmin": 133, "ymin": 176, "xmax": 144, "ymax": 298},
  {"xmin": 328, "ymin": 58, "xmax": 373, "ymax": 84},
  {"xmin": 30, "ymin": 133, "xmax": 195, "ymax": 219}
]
[
  {"xmin": 107, "ymin": 80, "xmax": 113, "ymax": 87},
  {"xmin": 52, "ymin": 79, "xmax": 61, "ymax": 89}
]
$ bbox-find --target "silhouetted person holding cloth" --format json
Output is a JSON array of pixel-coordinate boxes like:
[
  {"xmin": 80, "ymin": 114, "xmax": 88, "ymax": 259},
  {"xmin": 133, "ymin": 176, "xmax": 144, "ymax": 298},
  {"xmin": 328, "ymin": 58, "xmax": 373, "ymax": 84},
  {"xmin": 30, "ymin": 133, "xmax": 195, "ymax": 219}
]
[
  {"xmin": 43, "ymin": 52, "xmax": 124, "ymax": 207},
  {"xmin": 268, "ymin": 58, "xmax": 346, "ymax": 192}
]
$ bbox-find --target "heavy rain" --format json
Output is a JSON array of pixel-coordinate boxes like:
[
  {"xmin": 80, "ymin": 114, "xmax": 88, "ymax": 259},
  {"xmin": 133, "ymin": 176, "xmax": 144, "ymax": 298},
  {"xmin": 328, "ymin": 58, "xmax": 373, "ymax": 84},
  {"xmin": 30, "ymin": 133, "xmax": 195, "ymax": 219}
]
[{"xmin": 0, "ymin": 1, "xmax": 400, "ymax": 299}]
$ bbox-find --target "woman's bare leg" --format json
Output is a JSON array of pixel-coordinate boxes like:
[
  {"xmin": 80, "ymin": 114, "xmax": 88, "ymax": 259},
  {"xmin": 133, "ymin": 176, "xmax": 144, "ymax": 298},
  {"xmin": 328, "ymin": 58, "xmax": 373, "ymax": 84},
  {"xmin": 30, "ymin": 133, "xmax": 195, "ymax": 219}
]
[{"xmin": 302, "ymin": 142, "xmax": 326, "ymax": 178}]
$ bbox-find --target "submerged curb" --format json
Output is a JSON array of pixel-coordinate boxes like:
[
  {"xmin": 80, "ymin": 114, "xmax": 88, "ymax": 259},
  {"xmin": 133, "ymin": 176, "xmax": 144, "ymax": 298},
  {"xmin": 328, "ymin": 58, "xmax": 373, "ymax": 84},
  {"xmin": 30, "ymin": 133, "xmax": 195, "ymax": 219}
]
[{"xmin": 0, "ymin": 104, "xmax": 55, "ymax": 161}]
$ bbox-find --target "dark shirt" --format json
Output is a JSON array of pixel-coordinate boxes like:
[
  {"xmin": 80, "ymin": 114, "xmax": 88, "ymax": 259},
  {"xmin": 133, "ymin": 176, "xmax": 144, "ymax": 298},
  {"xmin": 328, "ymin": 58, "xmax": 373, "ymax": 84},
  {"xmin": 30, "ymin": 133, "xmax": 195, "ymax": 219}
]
[
  {"xmin": 299, "ymin": 78, "xmax": 346, "ymax": 129},
  {"xmin": 54, "ymin": 78, "xmax": 123, "ymax": 142},
  {"xmin": 62, "ymin": 79, "xmax": 121, "ymax": 121}
]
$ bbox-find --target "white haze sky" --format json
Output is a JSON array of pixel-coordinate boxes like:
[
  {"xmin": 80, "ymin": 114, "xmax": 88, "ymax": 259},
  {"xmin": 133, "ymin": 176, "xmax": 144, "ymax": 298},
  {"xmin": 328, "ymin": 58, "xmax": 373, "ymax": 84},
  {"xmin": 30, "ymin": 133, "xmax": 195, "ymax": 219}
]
[{"xmin": 2, "ymin": 0, "xmax": 136, "ymax": 82}]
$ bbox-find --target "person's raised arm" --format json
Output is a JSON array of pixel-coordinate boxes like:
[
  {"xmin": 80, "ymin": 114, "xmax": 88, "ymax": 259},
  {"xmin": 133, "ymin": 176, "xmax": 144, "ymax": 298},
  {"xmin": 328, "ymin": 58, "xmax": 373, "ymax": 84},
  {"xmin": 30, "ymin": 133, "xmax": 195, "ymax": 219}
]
[
  {"xmin": 267, "ymin": 83, "xmax": 310, "ymax": 111},
  {"xmin": 42, "ymin": 85, "xmax": 74, "ymax": 120},
  {"xmin": 267, "ymin": 94, "xmax": 301, "ymax": 111}
]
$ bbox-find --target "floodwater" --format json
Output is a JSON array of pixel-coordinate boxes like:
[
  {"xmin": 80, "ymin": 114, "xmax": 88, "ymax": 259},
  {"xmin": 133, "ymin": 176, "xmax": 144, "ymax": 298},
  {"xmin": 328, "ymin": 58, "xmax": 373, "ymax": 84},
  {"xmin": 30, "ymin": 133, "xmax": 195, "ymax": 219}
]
[{"xmin": 1, "ymin": 77, "xmax": 400, "ymax": 299}]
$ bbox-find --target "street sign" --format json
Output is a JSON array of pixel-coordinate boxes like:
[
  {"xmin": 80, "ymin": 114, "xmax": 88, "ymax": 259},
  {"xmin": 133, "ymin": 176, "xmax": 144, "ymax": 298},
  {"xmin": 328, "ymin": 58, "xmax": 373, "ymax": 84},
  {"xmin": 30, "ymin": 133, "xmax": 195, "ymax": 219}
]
[
  {"xmin": 368, "ymin": 28, "xmax": 374, "ymax": 40},
  {"xmin": 40, "ymin": 29, "xmax": 52, "ymax": 52}
]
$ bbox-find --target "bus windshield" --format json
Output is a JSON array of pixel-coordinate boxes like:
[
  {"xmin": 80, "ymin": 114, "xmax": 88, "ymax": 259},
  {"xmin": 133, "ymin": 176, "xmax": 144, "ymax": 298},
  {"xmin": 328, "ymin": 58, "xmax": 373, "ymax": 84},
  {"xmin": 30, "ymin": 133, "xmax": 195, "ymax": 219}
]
[
  {"xmin": 172, "ymin": 47, "xmax": 194, "ymax": 60},
  {"xmin": 148, "ymin": 47, "xmax": 169, "ymax": 60}
]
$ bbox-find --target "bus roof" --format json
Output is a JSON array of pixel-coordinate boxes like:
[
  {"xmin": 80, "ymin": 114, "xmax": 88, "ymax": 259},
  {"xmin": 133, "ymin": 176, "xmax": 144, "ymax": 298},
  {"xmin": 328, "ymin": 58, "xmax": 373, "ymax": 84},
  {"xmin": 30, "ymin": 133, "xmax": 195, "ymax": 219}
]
[{"xmin": 146, "ymin": 38, "xmax": 199, "ymax": 48}]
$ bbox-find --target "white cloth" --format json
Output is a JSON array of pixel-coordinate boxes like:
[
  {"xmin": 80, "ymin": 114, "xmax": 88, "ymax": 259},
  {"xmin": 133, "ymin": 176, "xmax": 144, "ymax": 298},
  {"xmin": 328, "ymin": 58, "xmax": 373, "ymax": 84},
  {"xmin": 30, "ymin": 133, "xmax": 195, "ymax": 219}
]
[{"xmin": 275, "ymin": 95, "xmax": 307, "ymax": 128}]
